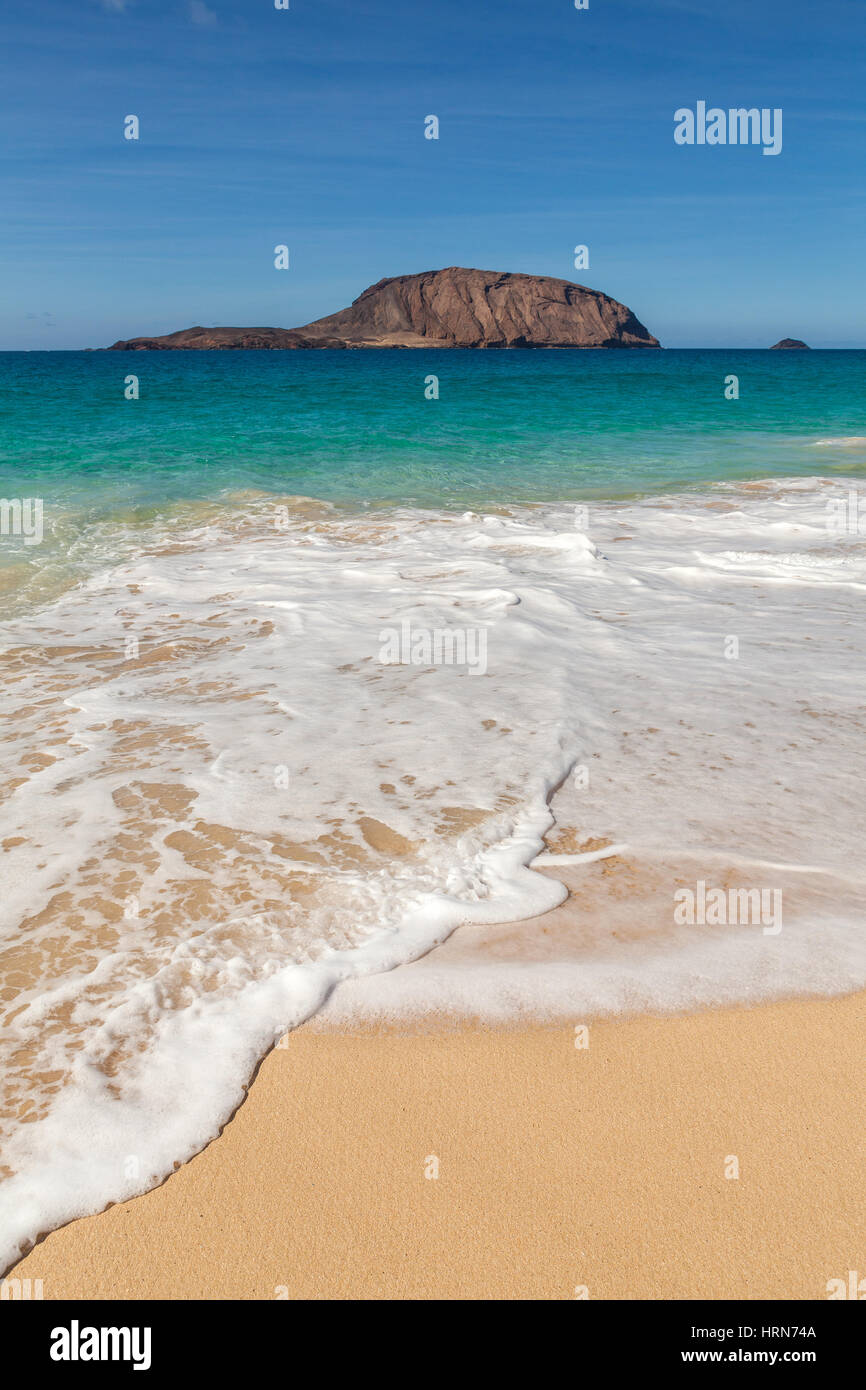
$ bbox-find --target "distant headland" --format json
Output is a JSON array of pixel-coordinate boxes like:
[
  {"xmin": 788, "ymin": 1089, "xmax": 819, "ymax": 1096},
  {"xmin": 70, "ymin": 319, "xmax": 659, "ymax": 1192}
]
[{"xmin": 106, "ymin": 267, "xmax": 661, "ymax": 351}]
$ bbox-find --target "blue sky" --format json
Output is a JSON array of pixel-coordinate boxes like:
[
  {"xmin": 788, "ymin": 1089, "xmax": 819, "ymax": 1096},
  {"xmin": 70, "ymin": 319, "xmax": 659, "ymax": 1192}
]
[{"xmin": 2, "ymin": 0, "xmax": 863, "ymax": 348}]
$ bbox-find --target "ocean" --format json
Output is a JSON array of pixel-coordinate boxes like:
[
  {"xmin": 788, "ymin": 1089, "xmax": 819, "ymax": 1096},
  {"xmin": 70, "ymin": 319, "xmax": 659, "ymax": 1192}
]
[{"xmin": 1, "ymin": 348, "xmax": 865, "ymax": 1273}]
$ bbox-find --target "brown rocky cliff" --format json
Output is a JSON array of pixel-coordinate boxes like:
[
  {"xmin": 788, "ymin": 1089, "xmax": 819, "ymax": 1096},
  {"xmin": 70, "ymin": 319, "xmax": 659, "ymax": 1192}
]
[{"xmin": 107, "ymin": 267, "xmax": 660, "ymax": 350}]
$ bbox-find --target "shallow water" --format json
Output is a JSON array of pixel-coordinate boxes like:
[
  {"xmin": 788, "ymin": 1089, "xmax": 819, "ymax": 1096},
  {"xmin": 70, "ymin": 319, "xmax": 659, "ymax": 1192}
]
[{"xmin": 1, "ymin": 351, "xmax": 864, "ymax": 1272}]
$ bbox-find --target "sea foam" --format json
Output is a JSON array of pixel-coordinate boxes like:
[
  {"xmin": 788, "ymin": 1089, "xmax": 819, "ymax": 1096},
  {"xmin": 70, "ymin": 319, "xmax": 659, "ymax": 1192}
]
[{"xmin": 1, "ymin": 476, "xmax": 865, "ymax": 1272}]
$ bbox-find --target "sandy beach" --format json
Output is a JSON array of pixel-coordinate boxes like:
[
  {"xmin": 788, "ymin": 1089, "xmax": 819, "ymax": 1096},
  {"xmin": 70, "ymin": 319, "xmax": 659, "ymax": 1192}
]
[
  {"xmin": 4, "ymin": 458, "xmax": 865, "ymax": 1297},
  {"xmin": 8, "ymin": 888, "xmax": 865, "ymax": 1300}
]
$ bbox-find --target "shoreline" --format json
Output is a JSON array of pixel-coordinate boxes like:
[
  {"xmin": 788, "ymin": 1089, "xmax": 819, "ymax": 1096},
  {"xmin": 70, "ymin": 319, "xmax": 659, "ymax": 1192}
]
[
  {"xmin": 7, "ymin": 978, "xmax": 865, "ymax": 1300},
  {"xmin": 3, "ymin": 471, "xmax": 865, "ymax": 1298}
]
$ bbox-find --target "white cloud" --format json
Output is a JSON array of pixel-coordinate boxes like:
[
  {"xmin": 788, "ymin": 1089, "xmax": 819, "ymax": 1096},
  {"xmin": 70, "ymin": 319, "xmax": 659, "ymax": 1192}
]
[{"xmin": 188, "ymin": 0, "xmax": 217, "ymax": 24}]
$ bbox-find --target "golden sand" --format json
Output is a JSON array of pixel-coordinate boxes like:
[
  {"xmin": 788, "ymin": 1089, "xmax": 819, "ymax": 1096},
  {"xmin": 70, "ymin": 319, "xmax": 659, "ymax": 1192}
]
[{"xmin": 8, "ymin": 987, "xmax": 865, "ymax": 1300}]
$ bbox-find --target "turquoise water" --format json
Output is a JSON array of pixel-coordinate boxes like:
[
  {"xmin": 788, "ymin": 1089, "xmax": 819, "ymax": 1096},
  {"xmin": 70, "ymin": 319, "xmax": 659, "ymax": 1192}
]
[{"xmin": 1, "ymin": 350, "xmax": 864, "ymax": 516}]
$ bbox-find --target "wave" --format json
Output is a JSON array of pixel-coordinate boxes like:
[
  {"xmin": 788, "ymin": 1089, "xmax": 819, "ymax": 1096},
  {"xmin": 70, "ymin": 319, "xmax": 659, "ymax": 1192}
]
[{"xmin": 1, "ymin": 475, "xmax": 865, "ymax": 1272}]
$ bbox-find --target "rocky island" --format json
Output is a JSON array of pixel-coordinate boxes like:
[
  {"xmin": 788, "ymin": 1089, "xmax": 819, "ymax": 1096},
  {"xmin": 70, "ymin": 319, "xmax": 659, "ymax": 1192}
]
[
  {"xmin": 107, "ymin": 267, "xmax": 661, "ymax": 350},
  {"xmin": 769, "ymin": 338, "xmax": 810, "ymax": 349}
]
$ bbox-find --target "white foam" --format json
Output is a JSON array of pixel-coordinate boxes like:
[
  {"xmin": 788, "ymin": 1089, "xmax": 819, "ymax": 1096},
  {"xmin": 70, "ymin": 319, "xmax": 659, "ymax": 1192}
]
[
  {"xmin": 1, "ymin": 476, "xmax": 865, "ymax": 1271},
  {"xmin": 810, "ymin": 436, "xmax": 866, "ymax": 447}
]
